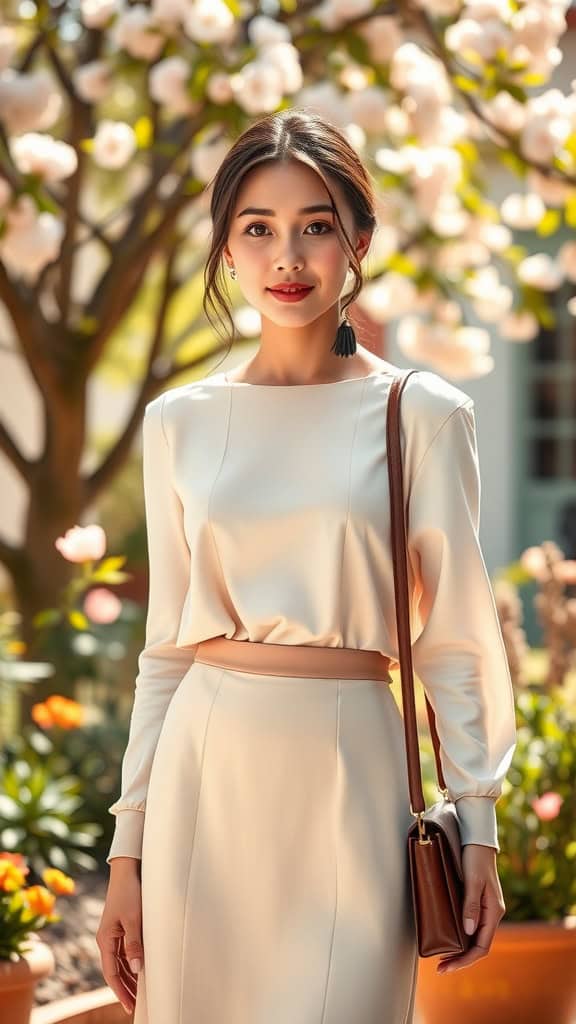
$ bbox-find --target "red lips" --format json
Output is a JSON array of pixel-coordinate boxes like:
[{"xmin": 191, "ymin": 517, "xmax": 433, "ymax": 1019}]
[{"xmin": 268, "ymin": 285, "xmax": 314, "ymax": 293}]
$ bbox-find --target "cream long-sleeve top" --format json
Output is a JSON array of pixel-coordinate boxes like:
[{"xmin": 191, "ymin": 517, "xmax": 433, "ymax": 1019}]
[{"xmin": 106, "ymin": 366, "xmax": 517, "ymax": 864}]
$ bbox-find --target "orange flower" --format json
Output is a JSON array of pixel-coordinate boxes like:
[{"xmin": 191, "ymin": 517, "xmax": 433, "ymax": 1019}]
[
  {"xmin": 31, "ymin": 702, "xmax": 55, "ymax": 729},
  {"xmin": 0, "ymin": 852, "xmax": 28, "ymax": 871},
  {"xmin": 42, "ymin": 868, "xmax": 76, "ymax": 895},
  {"xmin": 32, "ymin": 696, "xmax": 85, "ymax": 730},
  {"xmin": 23, "ymin": 885, "xmax": 56, "ymax": 917},
  {"xmin": 45, "ymin": 695, "xmax": 85, "ymax": 729},
  {"xmin": 0, "ymin": 860, "xmax": 28, "ymax": 892}
]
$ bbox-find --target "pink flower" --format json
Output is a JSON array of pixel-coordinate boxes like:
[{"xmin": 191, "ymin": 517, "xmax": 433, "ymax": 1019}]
[
  {"xmin": 531, "ymin": 791, "xmax": 564, "ymax": 821},
  {"xmin": 83, "ymin": 587, "xmax": 122, "ymax": 624},
  {"xmin": 55, "ymin": 524, "xmax": 106, "ymax": 563}
]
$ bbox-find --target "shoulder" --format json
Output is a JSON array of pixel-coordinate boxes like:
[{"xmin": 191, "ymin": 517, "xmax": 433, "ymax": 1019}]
[
  {"xmin": 144, "ymin": 376, "xmax": 220, "ymax": 423},
  {"xmin": 400, "ymin": 368, "xmax": 473, "ymax": 428},
  {"xmin": 389, "ymin": 368, "xmax": 475, "ymax": 478}
]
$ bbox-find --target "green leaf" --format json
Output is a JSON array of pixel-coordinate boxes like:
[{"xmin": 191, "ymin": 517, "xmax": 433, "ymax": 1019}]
[
  {"xmin": 565, "ymin": 193, "xmax": 576, "ymax": 229},
  {"xmin": 453, "ymin": 74, "xmax": 481, "ymax": 94},
  {"xmin": 134, "ymin": 116, "xmax": 153, "ymax": 149},
  {"xmin": 0, "ymin": 795, "xmax": 21, "ymax": 821},
  {"xmin": 385, "ymin": 253, "xmax": 419, "ymax": 277},
  {"xmin": 536, "ymin": 209, "xmax": 561, "ymax": 237},
  {"xmin": 68, "ymin": 610, "xmax": 89, "ymax": 631},
  {"xmin": 32, "ymin": 609, "xmax": 61, "ymax": 629}
]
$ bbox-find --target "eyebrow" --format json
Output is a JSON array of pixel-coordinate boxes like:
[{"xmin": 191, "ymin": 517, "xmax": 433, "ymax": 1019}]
[{"xmin": 236, "ymin": 204, "xmax": 335, "ymax": 217}]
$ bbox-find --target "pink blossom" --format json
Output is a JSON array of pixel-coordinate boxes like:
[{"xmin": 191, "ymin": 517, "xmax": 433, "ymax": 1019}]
[
  {"xmin": 84, "ymin": 587, "xmax": 122, "ymax": 624},
  {"xmin": 55, "ymin": 524, "xmax": 106, "ymax": 563},
  {"xmin": 531, "ymin": 791, "xmax": 564, "ymax": 821}
]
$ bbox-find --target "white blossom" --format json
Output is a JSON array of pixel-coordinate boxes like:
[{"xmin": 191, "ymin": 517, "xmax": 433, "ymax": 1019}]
[
  {"xmin": 247, "ymin": 15, "xmax": 291, "ymax": 47},
  {"xmin": 184, "ymin": 0, "xmax": 236, "ymax": 44},
  {"xmin": 433, "ymin": 299, "xmax": 463, "ymax": 326},
  {"xmin": 483, "ymin": 90, "xmax": 526, "ymax": 134},
  {"xmin": 500, "ymin": 192, "xmax": 545, "ymax": 230},
  {"xmin": 230, "ymin": 61, "xmax": 285, "ymax": 115},
  {"xmin": 445, "ymin": 17, "xmax": 511, "ymax": 61},
  {"xmin": 258, "ymin": 43, "xmax": 303, "ymax": 95},
  {"xmin": 0, "ymin": 195, "xmax": 64, "ymax": 281},
  {"xmin": 149, "ymin": 56, "xmax": 196, "ymax": 114},
  {"xmin": 151, "ymin": 0, "xmax": 190, "ymax": 26},
  {"xmin": 113, "ymin": 5, "xmax": 166, "ymax": 61},
  {"xmin": 527, "ymin": 171, "xmax": 571, "ymax": 208},
  {"xmin": 346, "ymin": 87, "xmax": 390, "ymax": 133},
  {"xmin": 355, "ymin": 16, "xmax": 403, "ymax": 65},
  {"xmin": 520, "ymin": 90, "xmax": 571, "ymax": 163},
  {"xmin": 429, "ymin": 195, "xmax": 470, "ymax": 236},
  {"xmin": 499, "ymin": 311, "xmax": 539, "ymax": 341},
  {"xmin": 92, "ymin": 120, "xmax": 137, "ymax": 169},
  {"xmin": 467, "ymin": 268, "xmax": 513, "ymax": 321},
  {"xmin": 356, "ymin": 273, "xmax": 418, "ymax": 322},
  {"xmin": 190, "ymin": 134, "xmax": 232, "ymax": 184},
  {"xmin": 80, "ymin": 0, "xmax": 119, "ymax": 29},
  {"xmin": 10, "ymin": 132, "xmax": 78, "ymax": 182},
  {"xmin": 0, "ymin": 69, "xmax": 62, "ymax": 135},
  {"xmin": 206, "ymin": 72, "xmax": 234, "ymax": 105},
  {"xmin": 473, "ymin": 220, "xmax": 512, "ymax": 252},
  {"xmin": 510, "ymin": 4, "xmax": 566, "ymax": 60},
  {"xmin": 295, "ymin": 81, "xmax": 345, "ymax": 126},
  {"xmin": 397, "ymin": 316, "xmax": 493, "ymax": 379},
  {"xmin": 73, "ymin": 61, "xmax": 112, "ymax": 103},
  {"xmin": 517, "ymin": 253, "xmax": 564, "ymax": 291},
  {"xmin": 0, "ymin": 26, "xmax": 17, "ymax": 70},
  {"xmin": 435, "ymin": 239, "xmax": 491, "ymax": 272}
]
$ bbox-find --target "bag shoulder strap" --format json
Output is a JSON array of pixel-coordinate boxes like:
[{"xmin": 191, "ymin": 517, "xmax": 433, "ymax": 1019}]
[{"xmin": 386, "ymin": 370, "xmax": 447, "ymax": 814}]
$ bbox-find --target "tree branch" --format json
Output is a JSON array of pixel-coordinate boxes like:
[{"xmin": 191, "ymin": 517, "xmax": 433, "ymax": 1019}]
[
  {"xmin": 0, "ymin": 530, "xmax": 25, "ymax": 576},
  {"xmin": 0, "ymin": 418, "xmax": 33, "ymax": 481}
]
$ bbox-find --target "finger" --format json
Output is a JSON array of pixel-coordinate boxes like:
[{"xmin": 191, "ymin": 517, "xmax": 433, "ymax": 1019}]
[
  {"xmin": 115, "ymin": 935, "xmax": 139, "ymax": 998},
  {"xmin": 437, "ymin": 912, "xmax": 500, "ymax": 971},
  {"xmin": 100, "ymin": 937, "xmax": 137, "ymax": 1011}
]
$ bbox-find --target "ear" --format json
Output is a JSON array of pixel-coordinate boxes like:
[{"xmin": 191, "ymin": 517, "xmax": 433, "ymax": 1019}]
[{"xmin": 355, "ymin": 229, "xmax": 372, "ymax": 263}]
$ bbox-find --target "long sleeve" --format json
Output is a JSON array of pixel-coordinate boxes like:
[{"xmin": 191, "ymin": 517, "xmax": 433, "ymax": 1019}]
[
  {"xmin": 107, "ymin": 393, "xmax": 197, "ymax": 863},
  {"xmin": 407, "ymin": 398, "xmax": 517, "ymax": 851}
]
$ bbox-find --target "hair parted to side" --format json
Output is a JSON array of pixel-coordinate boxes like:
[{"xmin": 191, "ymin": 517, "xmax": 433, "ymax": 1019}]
[{"xmin": 202, "ymin": 107, "xmax": 378, "ymax": 349}]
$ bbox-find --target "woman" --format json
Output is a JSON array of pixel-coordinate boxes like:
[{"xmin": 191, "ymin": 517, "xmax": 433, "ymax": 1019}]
[{"xmin": 97, "ymin": 108, "xmax": 517, "ymax": 1023}]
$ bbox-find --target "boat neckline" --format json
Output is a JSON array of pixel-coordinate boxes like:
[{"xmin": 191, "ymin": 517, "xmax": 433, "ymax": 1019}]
[{"xmin": 212, "ymin": 367, "xmax": 392, "ymax": 389}]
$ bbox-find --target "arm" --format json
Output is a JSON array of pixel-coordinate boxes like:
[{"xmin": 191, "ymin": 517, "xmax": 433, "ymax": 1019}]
[
  {"xmin": 107, "ymin": 393, "xmax": 196, "ymax": 864},
  {"xmin": 407, "ymin": 400, "xmax": 517, "ymax": 851}
]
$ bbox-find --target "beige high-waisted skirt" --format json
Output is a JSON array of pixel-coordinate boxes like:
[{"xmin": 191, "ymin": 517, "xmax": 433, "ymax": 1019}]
[{"xmin": 133, "ymin": 659, "xmax": 419, "ymax": 1023}]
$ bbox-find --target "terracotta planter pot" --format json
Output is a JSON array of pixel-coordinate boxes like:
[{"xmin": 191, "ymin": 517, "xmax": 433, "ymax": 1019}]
[
  {"xmin": 415, "ymin": 918, "xmax": 576, "ymax": 1024},
  {"xmin": 0, "ymin": 938, "xmax": 55, "ymax": 1024},
  {"xmin": 31, "ymin": 986, "xmax": 130, "ymax": 1023}
]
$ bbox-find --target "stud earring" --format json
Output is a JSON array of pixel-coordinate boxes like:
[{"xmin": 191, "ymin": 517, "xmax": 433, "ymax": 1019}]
[
  {"xmin": 331, "ymin": 311, "xmax": 357, "ymax": 357},
  {"xmin": 228, "ymin": 265, "xmax": 237, "ymax": 280}
]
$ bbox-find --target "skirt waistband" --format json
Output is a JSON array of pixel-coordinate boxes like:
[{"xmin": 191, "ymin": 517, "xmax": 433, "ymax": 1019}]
[{"xmin": 194, "ymin": 637, "xmax": 393, "ymax": 682}]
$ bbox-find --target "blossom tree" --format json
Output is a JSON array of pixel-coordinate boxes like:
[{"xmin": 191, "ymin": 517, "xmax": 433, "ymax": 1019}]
[{"xmin": 1, "ymin": 0, "xmax": 576, "ymax": 632}]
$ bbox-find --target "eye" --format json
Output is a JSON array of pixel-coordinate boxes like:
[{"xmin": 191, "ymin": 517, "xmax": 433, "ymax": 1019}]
[{"xmin": 243, "ymin": 221, "xmax": 333, "ymax": 237}]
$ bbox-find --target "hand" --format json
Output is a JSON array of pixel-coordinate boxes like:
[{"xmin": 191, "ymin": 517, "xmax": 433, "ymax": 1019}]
[
  {"xmin": 96, "ymin": 862, "xmax": 144, "ymax": 1015},
  {"xmin": 437, "ymin": 843, "xmax": 506, "ymax": 974}
]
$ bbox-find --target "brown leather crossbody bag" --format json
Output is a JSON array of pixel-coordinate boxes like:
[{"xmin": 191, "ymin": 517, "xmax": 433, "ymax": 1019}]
[{"xmin": 386, "ymin": 369, "xmax": 473, "ymax": 958}]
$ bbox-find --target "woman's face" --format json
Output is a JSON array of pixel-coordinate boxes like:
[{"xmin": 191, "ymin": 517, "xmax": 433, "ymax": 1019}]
[{"xmin": 223, "ymin": 159, "xmax": 370, "ymax": 329}]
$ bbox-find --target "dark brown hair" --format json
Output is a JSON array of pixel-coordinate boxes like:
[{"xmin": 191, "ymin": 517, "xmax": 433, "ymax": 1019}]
[{"xmin": 202, "ymin": 107, "xmax": 378, "ymax": 350}]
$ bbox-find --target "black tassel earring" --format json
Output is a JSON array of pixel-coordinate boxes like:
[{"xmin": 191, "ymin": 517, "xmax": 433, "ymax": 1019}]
[{"xmin": 331, "ymin": 312, "xmax": 357, "ymax": 357}]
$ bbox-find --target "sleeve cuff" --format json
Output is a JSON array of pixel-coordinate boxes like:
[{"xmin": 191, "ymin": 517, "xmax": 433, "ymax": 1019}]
[
  {"xmin": 454, "ymin": 796, "xmax": 500, "ymax": 851},
  {"xmin": 106, "ymin": 809, "xmax": 145, "ymax": 864}
]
